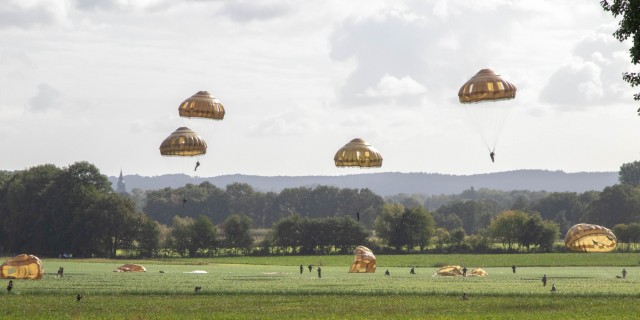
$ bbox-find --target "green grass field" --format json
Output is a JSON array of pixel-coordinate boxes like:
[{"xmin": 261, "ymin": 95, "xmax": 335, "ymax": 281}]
[{"xmin": 2, "ymin": 253, "xmax": 640, "ymax": 319}]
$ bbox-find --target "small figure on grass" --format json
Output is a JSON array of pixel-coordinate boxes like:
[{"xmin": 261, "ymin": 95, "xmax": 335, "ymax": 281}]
[
  {"xmin": 317, "ymin": 267, "xmax": 322, "ymax": 279},
  {"xmin": 462, "ymin": 267, "xmax": 468, "ymax": 277},
  {"xmin": 542, "ymin": 274, "xmax": 547, "ymax": 287},
  {"xmin": 7, "ymin": 280, "xmax": 13, "ymax": 293},
  {"xmin": 76, "ymin": 294, "xmax": 83, "ymax": 302},
  {"xmin": 300, "ymin": 264, "xmax": 304, "ymax": 274},
  {"xmin": 511, "ymin": 265, "xmax": 516, "ymax": 274},
  {"xmin": 308, "ymin": 265, "xmax": 313, "ymax": 272},
  {"xmin": 57, "ymin": 267, "xmax": 64, "ymax": 277},
  {"xmin": 410, "ymin": 267, "xmax": 416, "ymax": 275},
  {"xmin": 622, "ymin": 268, "xmax": 627, "ymax": 279},
  {"xmin": 384, "ymin": 269, "xmax": 390, "ymax": 276},
  {"xmin": 550, "ymin": 284, "xmax": 557, "ymax": 292},
  {"xmin": 195, "ymin": 286, "xmax": 202, "ymax": 293}
]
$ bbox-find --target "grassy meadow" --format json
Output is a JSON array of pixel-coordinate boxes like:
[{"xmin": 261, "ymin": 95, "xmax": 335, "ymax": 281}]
[{"xmin": 2, "ymin": 253, "xmax": 640, "ymax": 319}]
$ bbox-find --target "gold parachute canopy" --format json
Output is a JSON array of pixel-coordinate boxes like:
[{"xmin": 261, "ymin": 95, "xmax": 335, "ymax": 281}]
[
  {"xmin": 565, "ymin": 223, "xmax": 617, "ymax": 252},
  {"xmin": 436, "ymin": 265, "xmax": 464, "ymax": 276},
  {"xmin": 458, "ymin": 68, "xmax": 517, "ymax": 103},
  {"xmin": 178, "ymin": 91, "xmax": 225, "ymax": 120},
  {"xmin": 349, "ymin": 246, "xmax": 377, "ymax": 273},
  {"xmin": 0, "ymin": 254, "xmax": 43, "ymax": 280},
  {"xmin": 334, "ymin": 138, "xmax": 383, "ymax": 168},
  {"xmin": 114, "ymin": 264, "xmax": 147, "ymax": 272},
  {"xmin": 159, "ymin": 127, "xmax": 207, "ymax": 157}
]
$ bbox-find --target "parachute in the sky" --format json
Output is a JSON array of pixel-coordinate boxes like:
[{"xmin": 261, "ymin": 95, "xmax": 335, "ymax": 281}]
[
  {"xmin": 114, "ymin": 264, "xmax": 147, "ymax": 272},
  {"xmin": 349, "ymin": 246, "xmax": 377, "ymax": 273},
  {"xmin": 0, "ymin": 254, "xmax": 43, "ymax": 279},
  {"xmin": 564, "ymin": 223, "xmax": 617, "ymax": 252},
  {"xmin": 159, "ymin": 127, "xmax": 207, "ymax": 157},
  {"xmin": 334, "ymin": 138, "xmax": 383, "ymax": 168},
  {"xmin": 458, "ymin": 69, "xmax": 517, "ymax": 156},
  {"xmin": 178, "ymin": 91, "xmax": 225, "ymax": 121}
]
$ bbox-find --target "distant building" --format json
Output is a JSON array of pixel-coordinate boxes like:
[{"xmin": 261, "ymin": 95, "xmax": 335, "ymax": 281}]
[{"xmin": 116, "ymin": 170, "xmax": 127, "ymax": 194}]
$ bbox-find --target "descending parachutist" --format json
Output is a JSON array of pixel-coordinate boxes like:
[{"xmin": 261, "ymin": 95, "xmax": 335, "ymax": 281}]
[
  {"xmin": 194, "ymin": 161, "xmax": 200, "ymax": 171},
  {"xmin": 489, "ymin": 151, "xmax": 495, "ymax": 163}
]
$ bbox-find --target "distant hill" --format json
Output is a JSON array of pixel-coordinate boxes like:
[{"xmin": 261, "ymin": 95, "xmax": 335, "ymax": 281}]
[{"xmin": 109, "ymin": 170, "xmax": 618, "ymax": 196}]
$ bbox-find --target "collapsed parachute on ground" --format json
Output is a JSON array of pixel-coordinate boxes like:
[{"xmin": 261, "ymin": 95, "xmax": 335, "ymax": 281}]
[
  {"xmin": 159, "ymin": 127, "xmax": 207, "ymax": 157},
  {"xmin": 436, "ymin": 265, "xmax": 464, "ymax": 276},
  {"xmin": 0, "ymin": 254, "xmax": 43, "ymax": 279},
  {"xmin": 334, "ymin": 138, "xmax": 383, "ymax": 168},
  {"xmin": 565, "ymin": 223, "xmax": 617, "ymax": 252},
  {"xmin": 469, "ymin": 268, "xmax": 487, "ymax": 277},
  {"xmin": 114, "ymin": 264, "xmax": 147, "ymax": 272},
  {"xmin": 178, "ymin": 91, "xmax": 225, "ymax": 121},
  {"xmin": 435, "ymin": 265, "xmax": 487, "ymax": 277},
  {"xmin": 349, "ymin": 246, "xmax": 377, "ymax": 273},
  {"xmin": 458, "ymin": 68, "xmax": 517, "ymax": 156}
]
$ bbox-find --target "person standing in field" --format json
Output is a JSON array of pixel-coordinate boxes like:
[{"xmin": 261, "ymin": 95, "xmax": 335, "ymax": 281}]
[
  {"xmin": 300, "ymin": 264, "xmax": 303, "ymax": 274},
  {"xmin": 511, "ymin": 265, "xmax": 516, "ymax": 273},
  {"xmin": 622, "ymin": 268, "xmax": 627, "ymax": 279},
  {"xmin": 410, "ymin": 267, "xmax": 416, "ymax": 275},
  {"xmin": 462, "ymin": 267, "xmax": 467, "ymax": 277},
  {"xmin": 542, "ymin": 274, "xmax": 547, "ymax": 287},
  {"xmin": 308, "ymin": 265, "xmax": 313, "ymax": 272},
  {"xmin": 317, "ymin": 267, "xmax": 322, "ymax": 278}
]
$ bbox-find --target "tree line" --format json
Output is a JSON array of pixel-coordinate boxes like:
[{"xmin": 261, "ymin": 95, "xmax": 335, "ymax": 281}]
[{"xmin": 3, "ymin": 160, "xmax": 640, "ymax": 257}]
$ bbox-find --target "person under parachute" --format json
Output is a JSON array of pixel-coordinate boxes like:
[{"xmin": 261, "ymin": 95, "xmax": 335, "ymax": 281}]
[
  {"xmin": 458, "ymin": 69, "xmax": 516, "ymax": 163},
  {"xmin": 194, "ymin": 160, "xmax": 200, "ymax": 171}
]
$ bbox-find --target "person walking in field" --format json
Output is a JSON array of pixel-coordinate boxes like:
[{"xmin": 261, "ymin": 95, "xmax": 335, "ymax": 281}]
[
  {"xmin": 317, "ymin": 267, "xmax": 321, "ymax": 278},
  {"xmin": 308, "ymin": 265, "xmax": 313, "ymax": 272},
  {"xmin": 511, "ymin": 265, "xmax": 516, "ymax": 273},
  {"xmin": 462, "ymin": 267, "xmax": 468, "ymax": 277},
  {"xmin": 300, "ymin": 264, "xmax": 304, "ymax": 274},
  {"xmin": 542, "ymin": 274, "xmax": 547, "ymax": 287},
  {"xmin": 622, "ymin": 268, "xmax": 627, "ymax": 279},
  {"xmin": 410, "ymin": 267, "xmax": 416, "ymax": 275}
]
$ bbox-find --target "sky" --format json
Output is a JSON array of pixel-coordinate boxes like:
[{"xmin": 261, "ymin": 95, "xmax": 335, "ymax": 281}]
[{"xmin": 1, "ymin": 0, "xmax": 639, "ymax": 178}]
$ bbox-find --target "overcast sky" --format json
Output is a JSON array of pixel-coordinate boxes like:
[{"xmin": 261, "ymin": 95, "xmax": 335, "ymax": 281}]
[{"xmin": 1, "ymin": 0, "xmax": 639, "ymax": 178}]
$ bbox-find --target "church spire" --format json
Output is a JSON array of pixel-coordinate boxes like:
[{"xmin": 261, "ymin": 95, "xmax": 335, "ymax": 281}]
[{"xmin": 116, "ymin": 170, "xmax": 127, "ymax": 194}]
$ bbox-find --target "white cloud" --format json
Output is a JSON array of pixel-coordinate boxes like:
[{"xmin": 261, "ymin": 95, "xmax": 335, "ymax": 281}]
[
  {"xmin": 28, "ymin": 83, "xmax": 61, "ymax": 112},
  {"xmin": 0, "ymin": 0, "xmax": 68, "ymax": 29},
  {"xmin": 540, "ymin": 28, "xmax": 634, "ymax": 108},
  {"xmin": 218, "ymin": 0, "xmax": 292, "ymax": 22},
  {"xmin": 363, "ymin": 74, "xmax": 426, "ymax": 98}
]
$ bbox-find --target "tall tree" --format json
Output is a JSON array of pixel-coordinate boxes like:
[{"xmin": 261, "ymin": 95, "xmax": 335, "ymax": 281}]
[
  {"xmin": 489, "ymin": 210, "xmax": 528, "ymax": 250},
  {"xmin": 222, "ymin": 214, "xmax": 254, "ymax": 254},
  {"xmin": 600, "ymin": 1, "xmax": 640, "ymax": 109},
  {"xmin": 189, "ymin": 215, "xmax": 217, "ymax": 257},
  {"xmin": 619, "ymin": 161, "xmax": 640, "ymax": 186},
  {"xmin": 375, "ymin": 204, "xmax": 435, "ymax": 252},
  {"xmin": 585, "ymin": 184, "xmax": 640, "ymax": 226}
]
